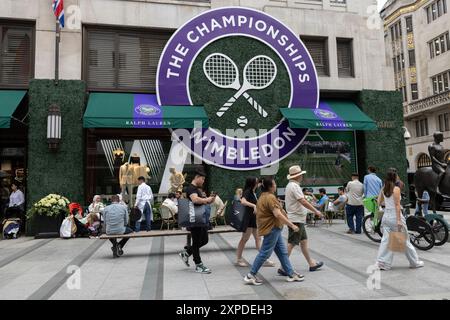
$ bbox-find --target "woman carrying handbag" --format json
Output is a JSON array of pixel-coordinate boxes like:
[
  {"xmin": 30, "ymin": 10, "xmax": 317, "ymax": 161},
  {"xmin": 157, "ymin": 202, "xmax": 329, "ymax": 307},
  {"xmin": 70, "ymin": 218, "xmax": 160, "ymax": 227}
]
[{"xmin": 375, "ymin": 169, "xmax": 424, "ymax": 271}]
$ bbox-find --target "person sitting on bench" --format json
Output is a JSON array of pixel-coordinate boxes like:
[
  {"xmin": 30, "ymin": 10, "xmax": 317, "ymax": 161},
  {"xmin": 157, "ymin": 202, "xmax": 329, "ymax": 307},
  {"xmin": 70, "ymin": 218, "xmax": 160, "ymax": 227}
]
[{"xmin": 104, "ymin": 194, "xmax": 133, "ymax": 258}]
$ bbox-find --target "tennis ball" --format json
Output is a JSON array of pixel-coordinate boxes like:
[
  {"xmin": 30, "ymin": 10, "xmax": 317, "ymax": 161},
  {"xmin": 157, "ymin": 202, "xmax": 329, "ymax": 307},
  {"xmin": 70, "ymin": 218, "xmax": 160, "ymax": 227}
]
[{"xmin": 237, "ymin": 116, "xmax": 248, "ymax": 127}]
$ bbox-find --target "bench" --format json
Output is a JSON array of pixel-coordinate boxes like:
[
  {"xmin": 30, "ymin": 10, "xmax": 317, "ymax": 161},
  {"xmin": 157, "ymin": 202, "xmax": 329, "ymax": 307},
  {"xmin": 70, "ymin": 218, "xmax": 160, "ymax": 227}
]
[{"xmin": 97, "ymin": 225, "xmax": 237, "ymax": 239}]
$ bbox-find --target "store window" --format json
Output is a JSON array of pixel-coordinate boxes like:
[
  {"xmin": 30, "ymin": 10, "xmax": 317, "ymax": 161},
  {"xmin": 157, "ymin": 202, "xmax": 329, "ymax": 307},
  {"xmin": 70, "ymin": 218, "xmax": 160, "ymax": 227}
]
[
  {"xmin": 277, "ymin": 131, "xmax": 357, "ymax": 188},
  {"xmin": 85, "ymin": 130, "xmax": 205, "ymax": 205},
  {"xmin": 0, "ymin": 21, "xmax": 35, "ymax": 88},
  {"xmin": 84, "ymin": 26, "xmax": 172, "ymax": 92},
  {"xmin": 301, "ymin": 36, "xmax": 329, "ymax": 76}
]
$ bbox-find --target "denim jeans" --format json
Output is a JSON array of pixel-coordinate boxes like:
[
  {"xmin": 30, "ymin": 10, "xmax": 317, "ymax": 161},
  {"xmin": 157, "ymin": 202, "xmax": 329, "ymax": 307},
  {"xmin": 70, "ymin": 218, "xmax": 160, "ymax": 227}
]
[
  {"xmin": 415, "ymin": 202, "xmax": 429, "ymax": 216},
  {"xmin": 250, "ymin": 227, "xmax": 294, "ymax": 276},
  {"xmin": 205, "ymin": 204, "xmax": 211, "ymax": 226},
  {"xmin": 135, "ymin": 202, "xmax": 152, "ymax": 231},
  {"xmin": 346, "ymin": 205, "xmax": 364, "ymax": 233},
  {"xmin": 376, "ymin": 209, "xmax": 420, "ymax": 269}
]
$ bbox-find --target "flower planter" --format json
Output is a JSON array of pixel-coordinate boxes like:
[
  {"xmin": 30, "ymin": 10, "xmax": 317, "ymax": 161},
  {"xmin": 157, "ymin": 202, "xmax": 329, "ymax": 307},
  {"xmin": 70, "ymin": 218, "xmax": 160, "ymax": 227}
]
[{"xmin": 34, "ymin": 212, "xmax": 65, "ymax": 238}]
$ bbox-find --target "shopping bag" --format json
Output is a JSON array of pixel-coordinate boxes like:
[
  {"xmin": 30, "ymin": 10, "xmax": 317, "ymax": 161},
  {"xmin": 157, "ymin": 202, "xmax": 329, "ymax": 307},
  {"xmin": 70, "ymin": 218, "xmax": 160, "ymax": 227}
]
[
  {"xmin": 225, "ymin": 200, "xmax": 246, "ymax": 232},
  {"xmin": 177, "ymin": 199, "xmax": 207, "ymax": 227},
  {"xmin": 60, "ymin": 217, "xmax": 73, "ymax": 238},
  {"xmin": 388, "ymin": 226, "xmax": 407, "ymax": 252}
]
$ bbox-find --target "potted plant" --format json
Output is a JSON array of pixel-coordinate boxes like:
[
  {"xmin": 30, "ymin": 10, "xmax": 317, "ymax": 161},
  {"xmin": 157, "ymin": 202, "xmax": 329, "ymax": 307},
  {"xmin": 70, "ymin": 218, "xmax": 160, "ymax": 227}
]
[{"xmin": 27, "ymin": 194, "xmax": 70, "ymax": 237}]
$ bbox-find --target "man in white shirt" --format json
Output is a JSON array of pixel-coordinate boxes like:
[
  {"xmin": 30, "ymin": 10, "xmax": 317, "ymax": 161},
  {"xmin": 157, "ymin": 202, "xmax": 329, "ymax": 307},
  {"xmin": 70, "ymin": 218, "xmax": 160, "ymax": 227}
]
[
  {"xmin": 278, "ymin": 166, "xmax": 324, "ymax": 277},
  {"xmin": 134, "ymin": 176, "xmax": 153, "ymax": 231},
  {"xmin": 162, "ymin": 193, "xmax": 178, "ymax": 215},
  {"xmin": 6, "ymin": 182, "xmax": 25, "ymax": 220},
  {"xmin": 345, "ymin": 173, "xmax": 364, "ymax": 234}
]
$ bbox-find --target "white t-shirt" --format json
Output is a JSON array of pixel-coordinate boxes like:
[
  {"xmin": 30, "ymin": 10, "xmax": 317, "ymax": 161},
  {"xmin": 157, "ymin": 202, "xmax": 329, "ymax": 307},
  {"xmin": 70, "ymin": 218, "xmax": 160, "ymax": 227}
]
[
  {"xmin": 285, "ymin": 181, "xmax": 308, "ymax": 223},
  {"xmin": 162, "ymin": 198, "xmax": 178, "ymax": 214}
]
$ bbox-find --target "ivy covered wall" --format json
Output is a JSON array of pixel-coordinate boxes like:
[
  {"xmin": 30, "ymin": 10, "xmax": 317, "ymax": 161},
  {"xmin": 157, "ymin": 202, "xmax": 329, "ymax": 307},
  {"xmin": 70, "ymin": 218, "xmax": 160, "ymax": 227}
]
[
  {"xmin": 26, "ymin": 80, "xmax": 86, "ymax": 235},
  {"xmin": 356, "ymin": 90, "xmax": 407, "ymax": 188}
]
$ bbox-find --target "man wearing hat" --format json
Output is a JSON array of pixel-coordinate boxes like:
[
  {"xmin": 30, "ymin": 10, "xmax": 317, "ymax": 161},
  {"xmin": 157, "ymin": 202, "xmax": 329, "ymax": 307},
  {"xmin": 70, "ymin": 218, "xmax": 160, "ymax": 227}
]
[{"xmin": 278, "ymin": 165, "xmax": 324, "ymax": 276}]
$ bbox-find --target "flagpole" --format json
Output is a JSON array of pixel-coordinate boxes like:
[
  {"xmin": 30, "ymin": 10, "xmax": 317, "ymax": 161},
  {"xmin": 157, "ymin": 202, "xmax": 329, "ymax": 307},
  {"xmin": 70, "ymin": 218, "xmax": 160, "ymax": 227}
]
[{"xmin": 55, "ymin": 20, "xmax": 60, "ymax": 85}]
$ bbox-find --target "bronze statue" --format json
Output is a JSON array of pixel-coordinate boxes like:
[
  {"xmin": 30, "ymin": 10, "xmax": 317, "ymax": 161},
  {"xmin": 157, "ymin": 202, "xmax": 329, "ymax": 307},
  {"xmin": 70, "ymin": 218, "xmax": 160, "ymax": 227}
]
[
  {"xmin": 414, "ymin": 132, "xmax": 449, "ymax": 213},
  {"xmin": 428, "ymin": 132, "xmax": 447, "ymax": 195}
]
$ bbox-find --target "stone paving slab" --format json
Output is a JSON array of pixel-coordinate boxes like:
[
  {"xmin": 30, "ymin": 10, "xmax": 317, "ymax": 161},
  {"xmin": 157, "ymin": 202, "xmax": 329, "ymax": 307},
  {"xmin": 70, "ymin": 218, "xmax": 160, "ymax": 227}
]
[{"xmin": 0, "ymin": 219, "xmax": 449, "ymax": 300}]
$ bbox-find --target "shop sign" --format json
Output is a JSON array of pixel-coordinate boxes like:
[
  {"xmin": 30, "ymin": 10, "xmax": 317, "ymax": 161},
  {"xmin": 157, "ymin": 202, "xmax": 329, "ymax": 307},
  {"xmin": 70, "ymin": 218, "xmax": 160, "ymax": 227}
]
[{"xmin": 157, "ymin": 7, "xmax": 319, "ymax": 170}]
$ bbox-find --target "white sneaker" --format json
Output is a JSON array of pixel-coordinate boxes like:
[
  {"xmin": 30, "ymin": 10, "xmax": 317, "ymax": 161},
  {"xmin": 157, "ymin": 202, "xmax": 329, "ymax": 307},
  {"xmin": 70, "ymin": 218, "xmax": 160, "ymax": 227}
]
[
  {"xmin": 286, "ymin": 273, "xmax": 305, "ymax": 282},
  {"xmin": 244, "ymin": 273, "xmax": 263, "ymax": 286},
  {"xmin": 236, "ymin": 259, "xmax": 248, "ymax": 267},
  {"xmin": 262, "ymin": 260, "xmax": 275, "ymax": 267},
  {"xmin": 410, "ymin": 261, "xmax": 424, "ymax": 269}
]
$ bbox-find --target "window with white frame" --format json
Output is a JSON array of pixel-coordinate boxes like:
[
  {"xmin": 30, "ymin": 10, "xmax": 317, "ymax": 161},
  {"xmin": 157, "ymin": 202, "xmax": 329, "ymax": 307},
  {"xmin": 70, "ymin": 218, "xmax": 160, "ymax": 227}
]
[
  {"xmin": 428, "ymin": 32, "xmax": 450, "ymax": 58},
  {"xmin": 425, "ymin": 0, "xmax": 447, "ymax": 23},
  {"xmin": 431, "ymin": 70, "xmax": 450, "ymax": 94}
]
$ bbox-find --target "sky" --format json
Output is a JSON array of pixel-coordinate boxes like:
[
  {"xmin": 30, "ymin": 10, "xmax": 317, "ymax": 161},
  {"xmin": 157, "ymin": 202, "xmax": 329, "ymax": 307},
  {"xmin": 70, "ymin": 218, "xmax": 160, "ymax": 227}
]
[{"xmin": 378, "ymin": 0, "xmax": 389, "ymax": 11}]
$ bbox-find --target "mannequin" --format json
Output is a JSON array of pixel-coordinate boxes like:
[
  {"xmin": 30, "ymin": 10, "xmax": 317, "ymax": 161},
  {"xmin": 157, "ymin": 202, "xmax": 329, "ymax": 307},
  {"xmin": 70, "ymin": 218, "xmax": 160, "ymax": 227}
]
[
  {"xmin": 118, "ymin": 153, "xmax": 151, "ymax": 207},
  {"xmin": 119, "ymin": 162, "xmax": 134, "ymax": 208},
  {"xmin": 168, "ymin": 167, "xmax": 185, "ymax": 193}
]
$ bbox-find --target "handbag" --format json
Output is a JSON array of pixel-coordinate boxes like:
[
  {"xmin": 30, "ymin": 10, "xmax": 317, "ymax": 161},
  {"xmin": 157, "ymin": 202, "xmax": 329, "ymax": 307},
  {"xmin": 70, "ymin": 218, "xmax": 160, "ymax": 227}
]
[
  {"xmin": 178, "ymin": 199, "xmax": 207, "ymax": 227},
  {"xmin": 129, "ymin": 207, "xmax": 142, "ymax": 222},
  {"xmin": 60, "ymin": 217, "xmax": 73, "ymax": 238},
  {"xmin": 225, "ymin": 200, "xmax": 246, "ymax": 232},
  {"xmin": 388, "ymin": 226, "xmax": 407, "ymax": 252}
]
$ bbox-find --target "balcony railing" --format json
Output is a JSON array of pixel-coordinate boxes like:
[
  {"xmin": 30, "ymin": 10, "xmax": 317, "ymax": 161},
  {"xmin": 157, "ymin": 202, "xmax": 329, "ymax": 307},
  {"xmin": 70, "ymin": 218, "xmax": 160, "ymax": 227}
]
[{"xmin": 405, "ymin": 90, "xmax": 450, "ymax": 117}]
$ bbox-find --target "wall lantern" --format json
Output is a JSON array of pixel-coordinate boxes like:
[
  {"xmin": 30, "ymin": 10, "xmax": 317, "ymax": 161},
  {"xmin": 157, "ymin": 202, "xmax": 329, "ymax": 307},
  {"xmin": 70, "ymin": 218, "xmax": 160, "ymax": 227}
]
[{"xmin": 47, "ymin": 104, "xmax": 62, "ymax": 151}]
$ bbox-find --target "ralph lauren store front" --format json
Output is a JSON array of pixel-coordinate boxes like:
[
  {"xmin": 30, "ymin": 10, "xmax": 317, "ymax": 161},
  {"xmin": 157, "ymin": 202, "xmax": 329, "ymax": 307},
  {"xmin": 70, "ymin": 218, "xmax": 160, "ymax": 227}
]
[{"xmin": 0, "ymin": 8, "xmax": 407, "ymax": 235}]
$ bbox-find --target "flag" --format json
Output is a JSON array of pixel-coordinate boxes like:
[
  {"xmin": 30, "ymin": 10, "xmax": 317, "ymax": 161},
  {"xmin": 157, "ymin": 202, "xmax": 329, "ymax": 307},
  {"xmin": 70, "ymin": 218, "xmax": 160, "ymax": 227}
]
[{"xmin": 52, "ymin": 0, "xmax": 65, "ymax": 28}]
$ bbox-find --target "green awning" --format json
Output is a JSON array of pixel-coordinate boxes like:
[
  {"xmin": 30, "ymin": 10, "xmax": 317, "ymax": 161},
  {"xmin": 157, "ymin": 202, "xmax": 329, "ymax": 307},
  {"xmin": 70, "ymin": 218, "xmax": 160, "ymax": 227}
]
[
  {"xmin": 0, "ymin": 90, "xmax": 27, "ymax": 128},
  {"xmin": 83, "ymin": 93, "xmax": 209, "ymax": 128},
  {"xmin": 280, "ymin": 100, "xmax": 377, "ymax": 131}
]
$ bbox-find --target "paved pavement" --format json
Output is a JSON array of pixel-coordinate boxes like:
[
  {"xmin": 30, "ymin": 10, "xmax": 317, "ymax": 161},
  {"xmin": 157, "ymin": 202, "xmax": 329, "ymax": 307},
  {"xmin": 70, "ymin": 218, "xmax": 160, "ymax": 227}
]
[{"xmin": 0, "ymin": 218, "xmax": 450, "ymax": 300}]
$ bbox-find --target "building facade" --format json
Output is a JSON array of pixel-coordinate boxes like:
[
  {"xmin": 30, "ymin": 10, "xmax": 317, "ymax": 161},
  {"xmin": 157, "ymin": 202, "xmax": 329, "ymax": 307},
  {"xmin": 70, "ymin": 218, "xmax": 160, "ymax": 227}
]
[
  {"xmin": 381, "ymin": 0, "xmax": 450, "ymax": 173},
  {"xmin": 0, "ymin": 0, "xmax": 406, "ymax": 235}
]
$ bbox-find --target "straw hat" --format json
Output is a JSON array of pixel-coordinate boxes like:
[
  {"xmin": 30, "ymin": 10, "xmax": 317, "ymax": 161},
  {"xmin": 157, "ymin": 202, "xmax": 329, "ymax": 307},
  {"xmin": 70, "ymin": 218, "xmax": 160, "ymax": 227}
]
[{"xmin": 287, "ymin": 165, "xmax": 306, "ymax": 180}]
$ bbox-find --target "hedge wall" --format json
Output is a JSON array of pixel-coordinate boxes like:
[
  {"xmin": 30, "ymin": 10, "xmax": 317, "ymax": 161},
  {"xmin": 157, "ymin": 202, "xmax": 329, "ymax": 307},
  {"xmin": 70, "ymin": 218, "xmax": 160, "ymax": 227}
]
[
  {"xmin": 26, "ymin": 80, "xmax": 86, "ymax": 235},
  {"xmin": 357, "ymin": 90, "xmax": 408, "ymax": 188}
]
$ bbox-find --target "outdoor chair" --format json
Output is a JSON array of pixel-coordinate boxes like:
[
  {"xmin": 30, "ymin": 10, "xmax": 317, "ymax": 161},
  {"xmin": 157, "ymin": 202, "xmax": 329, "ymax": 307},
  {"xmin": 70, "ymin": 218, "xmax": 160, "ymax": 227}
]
[
  {"xmin": 160, "ymin": 205, "xmax": 176, "ymax": 230},
  {"xmin": 214, "ymin": 201, "xmax": 228, "ymax": 226}
]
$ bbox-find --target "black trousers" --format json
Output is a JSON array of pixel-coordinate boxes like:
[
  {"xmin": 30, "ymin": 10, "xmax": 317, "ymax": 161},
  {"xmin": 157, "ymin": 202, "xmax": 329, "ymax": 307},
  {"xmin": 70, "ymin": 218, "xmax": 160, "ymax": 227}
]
[
  {"xmin": 108, "ymin": 227, "xmax": 133, "ymax": 248},
  {"xmin": 186, "ymin": 227, "xmax": 209, "ymax": 265}
]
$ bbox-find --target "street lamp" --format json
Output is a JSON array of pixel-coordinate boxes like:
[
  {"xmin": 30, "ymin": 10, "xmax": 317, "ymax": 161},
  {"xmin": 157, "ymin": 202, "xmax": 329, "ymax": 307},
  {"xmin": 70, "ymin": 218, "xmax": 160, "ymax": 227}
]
[
  {"xmin": 47, "ymin": 104, "xmax": 61, "ymax": 151},
  {"xmin": 402, "ymin": 126, "xmax": 411, "ymax": 140}
]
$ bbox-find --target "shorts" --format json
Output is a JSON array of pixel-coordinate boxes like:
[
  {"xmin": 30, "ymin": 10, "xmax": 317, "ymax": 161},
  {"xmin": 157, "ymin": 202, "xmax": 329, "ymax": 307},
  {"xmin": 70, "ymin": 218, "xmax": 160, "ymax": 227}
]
[{"xmin": 288, "ymin": 222, "xmax": 307, "ymax": 245}]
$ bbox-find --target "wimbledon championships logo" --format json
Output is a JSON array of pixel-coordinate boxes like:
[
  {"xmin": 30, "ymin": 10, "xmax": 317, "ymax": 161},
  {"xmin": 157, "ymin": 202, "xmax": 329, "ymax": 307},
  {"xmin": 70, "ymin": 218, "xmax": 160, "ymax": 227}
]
[{"xmin": 157, "ymin": 7, "xmax": 319, "ymax": 170}]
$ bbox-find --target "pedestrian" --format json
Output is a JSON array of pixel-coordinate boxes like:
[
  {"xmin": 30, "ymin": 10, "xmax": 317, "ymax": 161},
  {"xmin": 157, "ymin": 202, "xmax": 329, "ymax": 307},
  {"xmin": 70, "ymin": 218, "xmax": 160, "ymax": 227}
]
[
  {"xmin": 234, "ymin": 188, "xmax": 243, "ymax": 201},
  {"xmin": 5, "ymin": 182, "xmax": 25, "ymax": 220},
  {"xmin": 104, "ymin": 194, "xmax": 134, "ymax": 258},
  {"xmin": 243, "ymin": 177, "xmax": 304, "ymax": 285},
  {"xmin": 345, "ymin": 173, "xmax": 364, "ymax": 234},
  {"xmin": 235, "ymin": 177, "xmax": 275, "ymax": 267},
  {"xmin": 278, "ymin": 166, "xmax": 324, "ymax": 276},
  {"xmin": 415, "ymin": 190, "xmax": 430, "ymax": 216},
  {"xmin": 178, "ymin": 170, "xmax": 215, "ymax": 274},
  {"xmin": 134, "ymin": 176, "xmax": 153, "ymax": 231},
  {"xmin": 375, "ymin": 169, "xmax": 424, "ymax": 270},
  {"xmin": 363, "ymin": 166, "xmax": 383, "ymax": 199}
]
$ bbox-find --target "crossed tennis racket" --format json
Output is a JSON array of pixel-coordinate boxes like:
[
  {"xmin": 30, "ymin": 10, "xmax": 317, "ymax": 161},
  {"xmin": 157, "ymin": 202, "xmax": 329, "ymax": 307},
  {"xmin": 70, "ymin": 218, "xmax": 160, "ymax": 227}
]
[{"xmin": 203, "ymin": 53, "xmax": 278, "ymax": 118}]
